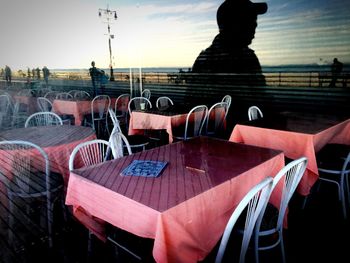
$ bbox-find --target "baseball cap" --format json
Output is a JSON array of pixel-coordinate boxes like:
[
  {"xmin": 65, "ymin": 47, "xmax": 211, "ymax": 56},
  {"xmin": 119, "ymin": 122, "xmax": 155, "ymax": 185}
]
[{"xmin": 217, "ymin": 0, "xmax": 268, "ymax": 28}]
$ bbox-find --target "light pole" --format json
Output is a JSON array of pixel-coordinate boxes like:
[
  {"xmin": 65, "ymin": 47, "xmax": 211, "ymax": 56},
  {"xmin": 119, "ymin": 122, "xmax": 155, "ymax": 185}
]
[{"xmin": 98, "ymin": 5, "xmax": 117, "ymax": 81}]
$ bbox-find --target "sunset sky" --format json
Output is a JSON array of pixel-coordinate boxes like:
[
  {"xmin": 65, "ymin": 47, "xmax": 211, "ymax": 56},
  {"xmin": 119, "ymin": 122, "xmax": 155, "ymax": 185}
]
[{"xmin": 1, "ymin": 0, "xmax": 349, "ymax": 70}]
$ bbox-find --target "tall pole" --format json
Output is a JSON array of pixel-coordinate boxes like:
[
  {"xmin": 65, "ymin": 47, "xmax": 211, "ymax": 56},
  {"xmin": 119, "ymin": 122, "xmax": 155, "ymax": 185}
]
[{"xmin": 99, "ymin": 5, "xmax": 117, "ymax": 81}]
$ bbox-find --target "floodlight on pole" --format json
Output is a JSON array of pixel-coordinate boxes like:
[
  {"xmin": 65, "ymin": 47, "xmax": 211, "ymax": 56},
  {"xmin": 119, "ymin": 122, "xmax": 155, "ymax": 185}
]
[{"xmin": 98, "ymin": 5, "xmax": 117, "ymax": 81}]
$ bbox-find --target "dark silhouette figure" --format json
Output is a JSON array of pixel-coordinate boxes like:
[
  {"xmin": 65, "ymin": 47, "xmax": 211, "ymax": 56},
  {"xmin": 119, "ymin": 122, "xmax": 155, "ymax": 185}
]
[
  {"xmin": 36, "ymin": 67, "xmax": 41, "ymax": 79},
  {"xmin": 89, "ymin": 61, "xmax": 103, "ymax": 97},
  {"xmin": 191, "ymin": 0, "xmax": 267, "ymax": 86},
  {"xmin": 329, "ymin": 58, "xmax": 343, "ymax": 87},
  {"xmin": 5, "ymin": 65, "xmax": 12, "ymax": 85},
  {"xmin": 42, "ymin": 66, "xmax": 50, "ymax": 86}
]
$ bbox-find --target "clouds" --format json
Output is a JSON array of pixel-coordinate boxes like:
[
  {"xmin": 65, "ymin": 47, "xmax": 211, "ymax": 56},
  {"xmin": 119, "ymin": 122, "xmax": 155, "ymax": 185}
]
[{"xmin": 0, "ymin": 0, "xmax": 349, "ymax": 69}]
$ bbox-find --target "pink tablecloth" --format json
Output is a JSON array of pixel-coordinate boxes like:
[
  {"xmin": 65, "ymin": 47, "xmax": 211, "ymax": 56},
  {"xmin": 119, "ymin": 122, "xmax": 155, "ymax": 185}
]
[
  {"xmin": 229, "ymin": 114, "xmax": 350, "ymax": 195},
  {"xmin": 0, "ymin": 125, "xmax": 96, "ymax": 185},
  {"xmin": 128, "ymin": 111, "xmax": 188, "ymax": 143},
  {"xmin": 66, "ymin": 136, "xmax": 285, "ymax": 263},
  {"xmin": 52, "ymin": 97, "xmax": 121, "ymax": 125}
]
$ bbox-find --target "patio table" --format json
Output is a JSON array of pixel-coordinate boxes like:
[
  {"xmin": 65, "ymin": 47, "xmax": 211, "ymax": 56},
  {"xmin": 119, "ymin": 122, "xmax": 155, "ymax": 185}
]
[
  {"xmin": 52, "ymin": 97, "xmax": 123, "ymax": 125},
  {"xmin": 0, "ymin": 125, "xmax": 96, "ymax": 185},
  {"xmin": 65, "ymin": 136, "xmax": 284, "ymax": 263},
  {"xmin": 229, "ymin": 111, "xmax": 350, "ymax": 195}
]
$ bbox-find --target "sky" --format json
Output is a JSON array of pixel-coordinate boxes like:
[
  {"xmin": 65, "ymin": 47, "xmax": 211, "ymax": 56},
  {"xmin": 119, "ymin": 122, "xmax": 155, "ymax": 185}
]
[{"xmin": 1, "ymin": 0, "xmax": 349, "ymax": 70}]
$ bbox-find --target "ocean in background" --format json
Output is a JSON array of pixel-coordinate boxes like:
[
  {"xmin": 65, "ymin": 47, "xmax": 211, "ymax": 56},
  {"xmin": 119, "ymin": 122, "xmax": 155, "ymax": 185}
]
[{"xmin": 52, "ymin": 64, "xmax": 350, "ymax": 73}]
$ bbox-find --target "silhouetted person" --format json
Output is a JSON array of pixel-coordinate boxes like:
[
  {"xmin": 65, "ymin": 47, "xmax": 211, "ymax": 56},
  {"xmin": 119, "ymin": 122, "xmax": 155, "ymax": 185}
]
[
  {"xmin": 191, "ymin": 0, "xmax": 267, "ymax": 86},
  {"xmin": 36, "ymin": 67, "xmax": 41, "ymax": 79},
  {"xmin": 42, "ymin": 66, "xmax": 50, "ymax": 85},
  {"xmin": 89, "ymin": 61, "xmax": 103, "ymax": 97},
  {"xmin": 329, "ymin": 58, "xmax": 343, "ymax": 87},
  {"xmin": 5, "ymin": 65, "xmax": 11, "ymax": 85}
]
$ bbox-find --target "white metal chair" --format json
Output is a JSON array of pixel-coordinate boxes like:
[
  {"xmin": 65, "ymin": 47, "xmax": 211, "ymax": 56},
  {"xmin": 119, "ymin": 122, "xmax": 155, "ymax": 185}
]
[
  {"xmin": 109, "ymin": 130, "xmax": 132, "ymax": 158},
  {"xmin": 25, "ymin": 112, "xmax": 63, "ymax": 127},
  {"xmin": 128, "ymin": 97, "xmax": 152, "ymax": 115},
  {"xmin": 44, "ymin": 91, "xmax": 60, "ymax": 102},
  {"xmin": 37, "ymin": 96, "xmax": 72, "ymax": 125},
  {"xmin": 215, "ymin": 177, "xmax": 274, "ymax": 263},
  {"xmin": 0, "ymin": 94, "xmax": 13, "ymax": 130},
  {"xmin": 222, "ymin": 94, "xmax": 232, "ymax": 115},
  {"xmin": 205, "ymin": 102, "xmax": 229, "ymax": 137},
  {"xmin": 314, "ymin": 147, "xmax": 350, "ymax": 219},
  {"xmin": 68, "ymin": 139, "xmax": 111, "ymax": 171},
  {"xmin": 254, "ymin": 157, "xmax": 308, "ymax": 263},
  {"xmin": 108, "ymin": 108, "xmax": 149, "ymax": 152},
  {"xmin": 37, "ymin": 97, "xmax": 53, "ymax": 112},
  {"xmin": 55, "ymin": 92, "xmax": 74, "ymax": 100},
  {"xmin": 141, "ymin": 89, "xmax": 151, "ymax": 100},
  {"xmin": 172, "ymin": 105, "xmax": 208, "ymax": 141},
  {"xmin": 156, "ymin": 96, "xmax": 174, "ymax": 110},
  {"xmin": 114, "ymin": 93, "xmax": 130, "ymax": 128},
  {"xmin": 0, "ymin": 140, "xmax": 64, "ymax": 248},
  {"xmin": 248, "ymin": 106, "xmax": 263, "ymax": 121},
  {"xmin": 74, "ymin": 90, "xmax": 91, "ymax": 100},
  {"xmin": 67, "ymin": 90, "xmax": 80, "ymax": 96},
  {"xmin": 84, "ymin": 95, "xmax": 111, "ymax": 138}
]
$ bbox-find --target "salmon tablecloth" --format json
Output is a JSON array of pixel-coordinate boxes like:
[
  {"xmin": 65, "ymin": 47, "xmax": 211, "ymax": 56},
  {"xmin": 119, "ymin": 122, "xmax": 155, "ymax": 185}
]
[
  {"xmin": 0, "ymin": 125, "xmax": 96, "ymax": 185},
  {"xmin": 128, "ymin": 110, "xmax": 188, "ymax": 143},
  {"xmin": 66, "ymin": 136, "xmax": 284, "ymax": 263},
  {"xmin": 229, "ymin": 112, "xmax": 350, "ymax": 195},
  {"xmin": 52, "ymin": 97, "xmax": 122, "ymax": 125}
]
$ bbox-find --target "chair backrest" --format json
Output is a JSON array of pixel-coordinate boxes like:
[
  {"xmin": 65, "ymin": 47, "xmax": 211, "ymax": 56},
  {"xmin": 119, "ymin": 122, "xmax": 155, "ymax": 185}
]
[
  {"xmin": 114, "ymin": 93, "xmax": 130, "ymax": 116},
  {"xmin": 0, "ymin": 140, "xmax": 52, "ymax": 194},
  {"xmin": 156, "ymin": 96, "xmax": 174, "ymax": 110},
  {"xmin": 37, "ymin": 97, "xmax": 53, "ymax": 112},
  {"xmin": 221, "ymin": 95, "xmax": 232, "ymax": 109},
  {"xmin": 109, "ymin": 131, "xmax": 132, "ymax": 158},
  {"xmin": 128, "ymin": 97, "xmax": 152, "ymax": 115},
  {"xmin": 67, "ymin": 90, "xmax": 80, "ymax": 96},
  {"xmin": 25, "ymin": 112, "xmax": 63, "ymax": 127},
  {"xmin": 141, "ymin": 89, "xmax": 151, "ymax": 100},
  {"xmin": 44, "ymin": 91, "xmax": 60, "ymax": 102},
  {"xmin": 215, "ymin": 177, "xmax": 274, "ymax": 263},
  {"xmin": 55, "ymin": 92, "xmax": 74, "ymax": 100},
  {"xmin": 254, "ymin": 157, "xmax": 308, "ymax": 254},
  {"xmin": 91, "ymin": 94, "xmax": 111, "ymax": 118},
  {"xmin": 0, "ymin": 94, "xmax": 12, "ymax": 115},
  {"xmin": 205, "ymin": 102, "xmax": 229, "ymax": 136},
  {"xmin": 74, "ymin": 90, "xmax": 91, "ymax": 100},
  {"xmin": 69, "ymin": 139, "xmax": 111, "ymax": 171},
  {"xmin": 248, "ymin": 106, "xmax": 263, "ymax": 121},
  {"xmin": 183, "ymin": 105, "xmax": 208, "ymax": 140}
]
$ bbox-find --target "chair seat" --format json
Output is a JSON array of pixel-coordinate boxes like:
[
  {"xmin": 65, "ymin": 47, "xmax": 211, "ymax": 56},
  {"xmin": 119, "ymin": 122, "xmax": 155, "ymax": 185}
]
[{"xmin": 126, "ymin": 135, "xmax": 150, "ymax": 148}]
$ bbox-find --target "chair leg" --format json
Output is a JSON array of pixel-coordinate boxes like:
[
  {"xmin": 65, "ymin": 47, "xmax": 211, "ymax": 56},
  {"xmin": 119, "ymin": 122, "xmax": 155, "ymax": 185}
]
[
  {"xmin": 47, "ymin": 198, "xmax": 53, "ymax": 248},
  {"xmin": 279, "ymin": 230, "xmax": 286, "ymax": 263}
]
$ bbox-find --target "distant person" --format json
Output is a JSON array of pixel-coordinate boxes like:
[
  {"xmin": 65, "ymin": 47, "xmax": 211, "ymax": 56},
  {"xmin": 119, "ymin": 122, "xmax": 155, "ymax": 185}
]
[
  {"xmin": 32, "ymin": 68, "xmax": 36, "ymax": 79},
  {"xmin": 329, "ymin": 58, "xmax": 343, "ymax": 87},
  {"xmin": 42, "ymin": 66, "xmax": 50, "ymax": 85},
  {"xmin": 27, "ymin": 67, "xmax": 31, "ymax": 78},
  {"xmin": 36, "ymin": 67, "xmax": 41, "ymax": 79},
  {"xmin": 191, "ymin": 0, "xmax": 267, "ymax": 86},
  {"xmin": 89, "ymin": 61, "xmax": 103, "ymax": 97},
  {"xmin": 5, "ymin": 65, "xmax": 12, "ymax": 85}
]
